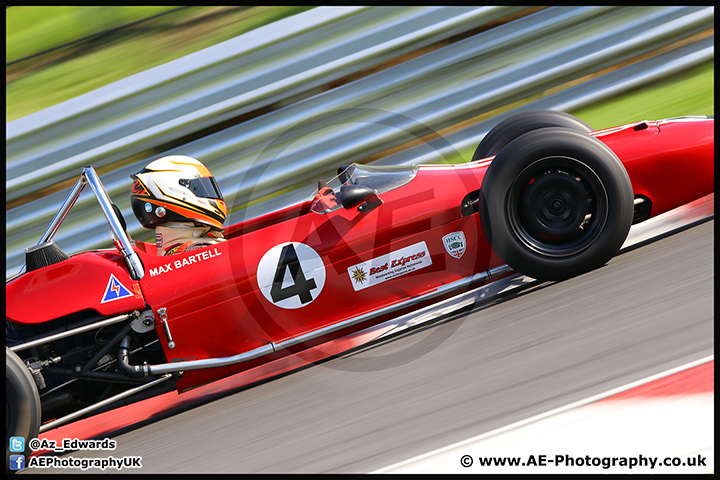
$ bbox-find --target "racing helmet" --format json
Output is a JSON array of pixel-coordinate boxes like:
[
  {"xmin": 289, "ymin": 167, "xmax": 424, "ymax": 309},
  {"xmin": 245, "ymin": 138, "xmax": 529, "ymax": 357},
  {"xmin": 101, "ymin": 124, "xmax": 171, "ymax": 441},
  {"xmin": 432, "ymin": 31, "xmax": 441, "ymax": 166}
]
[{"xmin": 130, "ymin": 155, "xmax": 227, "ymax": 229}]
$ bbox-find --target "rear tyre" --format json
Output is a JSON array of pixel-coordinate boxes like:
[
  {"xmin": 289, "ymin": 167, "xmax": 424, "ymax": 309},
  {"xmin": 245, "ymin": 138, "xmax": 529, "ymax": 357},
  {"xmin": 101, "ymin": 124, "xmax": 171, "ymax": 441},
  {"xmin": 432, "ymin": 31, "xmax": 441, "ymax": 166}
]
[
  {"xmin": 6, "ymin": 347, "xmax": 41, "ymax": 473},
  {"xmin": 472, "ymin": 110, "xmax": 592, "ymax": 161},
  {"xmin": 480, "ymin": 128, "xmax": 633, "ymax": 281}
]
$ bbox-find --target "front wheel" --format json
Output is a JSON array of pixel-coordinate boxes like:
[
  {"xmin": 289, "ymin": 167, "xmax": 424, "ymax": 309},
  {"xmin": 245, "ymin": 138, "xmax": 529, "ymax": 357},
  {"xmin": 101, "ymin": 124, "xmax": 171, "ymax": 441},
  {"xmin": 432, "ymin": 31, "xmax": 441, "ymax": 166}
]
[
  {"xmin": 480, "ymin": 128, "xmax": 633, "ymax": 281},
  {"xmin": 6, "ymin": 347, "xmax": 41, "ymax": 473}
]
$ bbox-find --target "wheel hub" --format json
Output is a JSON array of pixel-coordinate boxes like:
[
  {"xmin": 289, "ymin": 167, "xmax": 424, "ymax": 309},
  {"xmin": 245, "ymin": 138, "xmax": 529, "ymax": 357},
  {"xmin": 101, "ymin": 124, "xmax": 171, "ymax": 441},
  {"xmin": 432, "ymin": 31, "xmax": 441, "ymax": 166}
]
[{"xmin": 521, "ymin": 170, "xmax": 589, "ymax": 239}]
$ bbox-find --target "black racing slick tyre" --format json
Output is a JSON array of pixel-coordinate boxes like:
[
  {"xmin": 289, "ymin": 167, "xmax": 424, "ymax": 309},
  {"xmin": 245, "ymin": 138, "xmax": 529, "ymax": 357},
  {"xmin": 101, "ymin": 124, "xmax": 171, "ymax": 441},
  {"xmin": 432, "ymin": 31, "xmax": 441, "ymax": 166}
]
[
  {"xmin": 472, "ymin": 110, "xmax": 592, "ymax": 161},
  {"xmin": 6, "ymin": 347, "xmax": 41, "ymax": 473},
  {"xmin": 480, "ymin": 128, "xmax": 633, "ymax": 281}
]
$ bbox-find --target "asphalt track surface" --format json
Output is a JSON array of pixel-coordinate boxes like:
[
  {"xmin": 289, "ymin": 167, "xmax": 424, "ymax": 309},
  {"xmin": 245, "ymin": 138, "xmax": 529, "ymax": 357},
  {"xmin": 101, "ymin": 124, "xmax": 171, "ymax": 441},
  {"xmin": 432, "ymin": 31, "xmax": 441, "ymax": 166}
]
[{"xmin": 23, "ymin": 219, "xmax": 713, "ymax": 474}]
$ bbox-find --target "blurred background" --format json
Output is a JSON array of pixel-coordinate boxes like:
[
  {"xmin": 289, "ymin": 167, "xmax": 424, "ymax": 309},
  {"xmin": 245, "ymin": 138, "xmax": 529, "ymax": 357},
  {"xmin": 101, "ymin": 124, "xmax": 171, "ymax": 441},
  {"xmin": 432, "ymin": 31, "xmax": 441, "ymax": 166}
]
[{"xmin": 5, "ymin": 6, "xmax": 714, "ymax": 279}]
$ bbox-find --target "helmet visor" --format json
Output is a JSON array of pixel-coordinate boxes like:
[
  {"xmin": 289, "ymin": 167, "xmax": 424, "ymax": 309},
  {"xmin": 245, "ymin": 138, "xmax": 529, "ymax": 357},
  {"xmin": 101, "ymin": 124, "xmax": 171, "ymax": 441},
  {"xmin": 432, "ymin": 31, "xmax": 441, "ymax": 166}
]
[{"xmin": 179, "ymin": 176, "xmax": 224, "ymax": 200}]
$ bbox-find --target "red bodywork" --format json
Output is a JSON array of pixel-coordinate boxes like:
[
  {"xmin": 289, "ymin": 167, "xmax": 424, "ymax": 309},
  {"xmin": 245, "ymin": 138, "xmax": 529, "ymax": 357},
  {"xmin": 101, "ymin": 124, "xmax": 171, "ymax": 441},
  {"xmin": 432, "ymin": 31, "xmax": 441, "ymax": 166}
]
[{"xmin": 6, "ymin": 117, "xmax": 714, "ymax": 392}]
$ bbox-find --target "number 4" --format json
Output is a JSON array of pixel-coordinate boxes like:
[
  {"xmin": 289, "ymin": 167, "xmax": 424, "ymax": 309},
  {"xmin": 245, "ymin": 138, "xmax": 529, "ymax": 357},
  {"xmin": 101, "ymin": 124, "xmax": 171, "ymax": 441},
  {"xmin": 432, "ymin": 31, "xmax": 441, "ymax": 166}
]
[{"xmin": 271, "ymin": 244, "xmax": 317, "ymax": 305}]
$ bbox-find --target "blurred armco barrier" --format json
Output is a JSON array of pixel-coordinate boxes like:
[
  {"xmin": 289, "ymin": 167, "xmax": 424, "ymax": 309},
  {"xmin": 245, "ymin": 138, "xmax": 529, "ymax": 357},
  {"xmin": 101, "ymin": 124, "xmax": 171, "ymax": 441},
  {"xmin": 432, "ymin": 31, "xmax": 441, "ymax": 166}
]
[{"xmin": 5, "ymin": 6, "xmax": 714, "ymax": 278}]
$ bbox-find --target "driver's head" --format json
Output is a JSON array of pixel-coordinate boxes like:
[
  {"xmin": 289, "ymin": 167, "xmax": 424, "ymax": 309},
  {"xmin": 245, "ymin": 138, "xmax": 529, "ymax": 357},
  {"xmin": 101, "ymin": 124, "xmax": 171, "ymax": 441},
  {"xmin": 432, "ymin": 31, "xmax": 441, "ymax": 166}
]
[{"xmin": 130, "ymin": 155, "xmax": 227, "ymax": 230}]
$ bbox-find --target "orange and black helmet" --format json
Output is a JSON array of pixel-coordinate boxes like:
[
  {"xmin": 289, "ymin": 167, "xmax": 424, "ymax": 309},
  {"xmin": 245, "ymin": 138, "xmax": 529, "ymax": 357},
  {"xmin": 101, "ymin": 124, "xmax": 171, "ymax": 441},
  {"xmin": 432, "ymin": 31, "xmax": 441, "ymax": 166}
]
[{"xmin": 130, "ymin": 156, "xmax": 227, "ymax": 229}]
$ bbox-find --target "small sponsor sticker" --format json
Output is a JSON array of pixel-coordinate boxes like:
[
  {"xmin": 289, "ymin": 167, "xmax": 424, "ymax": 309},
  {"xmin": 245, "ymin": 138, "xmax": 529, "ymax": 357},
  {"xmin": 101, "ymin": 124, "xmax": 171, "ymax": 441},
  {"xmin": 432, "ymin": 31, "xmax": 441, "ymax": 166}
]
[
  {"xmin": 101, "ymin": 274, "xmax": 134, "ymax": 303},
  {"xmin": 442, "ymin": 231, "xmax": 466, "ymax": 259},
  {"xmin": 347, "ymin": 241, "xmax": 432, "ymax": 291}
]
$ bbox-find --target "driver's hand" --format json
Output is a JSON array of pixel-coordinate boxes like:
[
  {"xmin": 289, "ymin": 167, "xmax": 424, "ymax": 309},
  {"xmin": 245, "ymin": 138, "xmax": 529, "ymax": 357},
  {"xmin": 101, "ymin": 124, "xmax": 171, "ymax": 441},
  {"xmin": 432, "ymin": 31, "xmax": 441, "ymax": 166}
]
[{"xmin": 312, "ymin": 186, "xmax": 338, "ymax": 211}]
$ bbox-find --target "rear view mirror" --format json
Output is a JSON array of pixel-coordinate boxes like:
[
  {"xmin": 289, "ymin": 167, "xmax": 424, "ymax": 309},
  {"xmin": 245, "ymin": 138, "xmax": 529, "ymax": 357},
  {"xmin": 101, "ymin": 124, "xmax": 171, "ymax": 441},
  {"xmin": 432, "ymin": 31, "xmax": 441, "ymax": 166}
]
[{"xmin": 340, "ymin": 185, "xmax": 382, "ymax": 212}]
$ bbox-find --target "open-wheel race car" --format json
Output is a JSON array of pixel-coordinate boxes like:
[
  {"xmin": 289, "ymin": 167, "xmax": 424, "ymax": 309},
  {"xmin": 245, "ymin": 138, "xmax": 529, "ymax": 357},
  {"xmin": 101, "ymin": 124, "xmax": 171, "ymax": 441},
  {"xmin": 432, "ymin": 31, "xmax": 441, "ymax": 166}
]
[{"xmin": 6, "ymin": 111, "xmax": 714, "ymax": 466}]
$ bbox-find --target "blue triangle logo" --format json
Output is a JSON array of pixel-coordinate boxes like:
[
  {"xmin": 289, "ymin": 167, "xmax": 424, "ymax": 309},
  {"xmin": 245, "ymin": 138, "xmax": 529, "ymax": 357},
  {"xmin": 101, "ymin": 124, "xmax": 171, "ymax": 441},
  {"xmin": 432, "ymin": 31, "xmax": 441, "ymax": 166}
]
[{"xmin": 101, "ymin": 274, "xmax": 133, "ymax": 303}]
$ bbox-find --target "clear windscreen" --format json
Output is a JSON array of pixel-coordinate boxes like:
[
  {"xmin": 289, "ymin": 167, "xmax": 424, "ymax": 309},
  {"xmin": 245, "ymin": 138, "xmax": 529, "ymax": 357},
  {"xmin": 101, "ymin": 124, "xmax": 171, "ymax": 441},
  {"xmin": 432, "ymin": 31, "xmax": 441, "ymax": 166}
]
[{"xmin": 310, "ymin": 163, "xmax": 418, "ymax": 214}]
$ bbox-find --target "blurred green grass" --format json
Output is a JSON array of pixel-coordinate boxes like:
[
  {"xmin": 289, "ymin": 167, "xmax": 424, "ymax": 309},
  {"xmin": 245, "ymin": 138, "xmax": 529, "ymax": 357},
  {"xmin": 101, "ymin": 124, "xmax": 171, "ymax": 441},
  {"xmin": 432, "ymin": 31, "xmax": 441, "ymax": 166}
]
[
  {"xmin": 572, "ymin": 61, "xmax": 714, "ymax": 129},
  {"xmin": 6, "ymin": 6, "xmax": 180, "ymax": 63},
  {"xmin": 6, "ymin": 6, "xmax": 313, "ymax": 121}
]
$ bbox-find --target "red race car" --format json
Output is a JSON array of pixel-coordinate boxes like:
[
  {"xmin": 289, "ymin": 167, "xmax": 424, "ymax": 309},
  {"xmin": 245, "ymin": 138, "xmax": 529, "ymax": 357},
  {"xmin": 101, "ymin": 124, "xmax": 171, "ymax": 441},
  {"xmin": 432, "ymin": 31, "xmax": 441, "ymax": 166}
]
[{"xmin": 5, "ymin": 111, "xmax": 714, "ymax": 461}]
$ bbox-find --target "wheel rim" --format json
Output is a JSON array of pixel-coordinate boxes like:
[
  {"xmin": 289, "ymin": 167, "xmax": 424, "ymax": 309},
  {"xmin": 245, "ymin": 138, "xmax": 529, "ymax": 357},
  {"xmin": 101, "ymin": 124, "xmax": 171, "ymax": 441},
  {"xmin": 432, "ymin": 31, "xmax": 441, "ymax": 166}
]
[{"xmin": 507, "ymin": 157, "xmax": 608, "ymax": 257}]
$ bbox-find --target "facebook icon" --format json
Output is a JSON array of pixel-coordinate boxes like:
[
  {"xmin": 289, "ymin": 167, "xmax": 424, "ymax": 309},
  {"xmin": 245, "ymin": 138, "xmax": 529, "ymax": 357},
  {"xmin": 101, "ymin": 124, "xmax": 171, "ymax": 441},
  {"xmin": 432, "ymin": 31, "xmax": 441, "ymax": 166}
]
[{"xmin": 9, "ymin": 455, "xmax": 25, "ymax": 471}]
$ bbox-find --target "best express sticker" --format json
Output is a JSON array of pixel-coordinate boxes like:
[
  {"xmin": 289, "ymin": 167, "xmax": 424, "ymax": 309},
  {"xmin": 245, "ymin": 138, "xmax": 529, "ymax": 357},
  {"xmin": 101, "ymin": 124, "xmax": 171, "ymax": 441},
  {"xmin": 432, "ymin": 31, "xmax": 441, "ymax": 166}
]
[{"xmin": 348, "ymin": 241, "xmax": 432, "ymax": 291}]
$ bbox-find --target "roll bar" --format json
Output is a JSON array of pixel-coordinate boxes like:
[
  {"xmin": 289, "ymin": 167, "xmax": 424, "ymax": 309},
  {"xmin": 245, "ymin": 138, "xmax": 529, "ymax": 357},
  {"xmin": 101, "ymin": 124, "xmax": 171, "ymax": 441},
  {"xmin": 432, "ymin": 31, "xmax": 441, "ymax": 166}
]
[{"xmin": 19, "ymin": 166, "xmax": 144, "ymax": 280}]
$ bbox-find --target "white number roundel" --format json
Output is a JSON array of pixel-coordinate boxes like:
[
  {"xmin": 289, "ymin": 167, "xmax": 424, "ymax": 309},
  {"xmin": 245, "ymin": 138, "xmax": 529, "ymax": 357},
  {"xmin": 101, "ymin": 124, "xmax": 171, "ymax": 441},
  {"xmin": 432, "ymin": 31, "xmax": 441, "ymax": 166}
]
[{"xmin": 257, "ymin": 242, "xmax": 326, "ymax": 309}]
